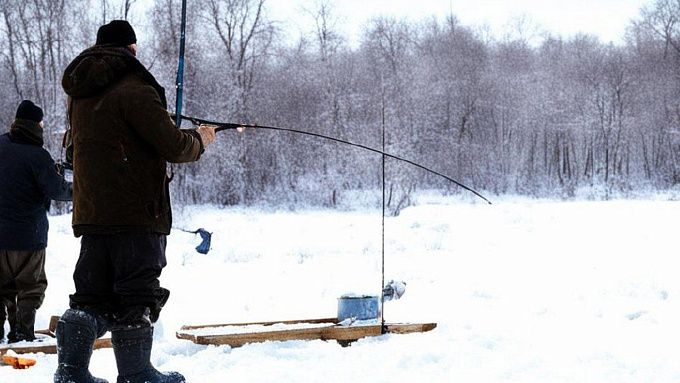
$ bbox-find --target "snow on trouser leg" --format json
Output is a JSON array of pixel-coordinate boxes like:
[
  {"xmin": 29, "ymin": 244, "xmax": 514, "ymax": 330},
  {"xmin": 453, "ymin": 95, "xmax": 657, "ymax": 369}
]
[
  {"xmin": 53, "ymin": 309, "xmax": 109, "ymax": 383},
  {"xmin": 112, "ymin": 325, "xmax": 185, "ymax": 383}
]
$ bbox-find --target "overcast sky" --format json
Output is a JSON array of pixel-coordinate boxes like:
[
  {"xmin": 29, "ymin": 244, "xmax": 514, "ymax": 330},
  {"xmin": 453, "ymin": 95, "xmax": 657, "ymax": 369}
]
[
  {"xmin": 133, "ymin": 0, "xmax": 652, "ymax": 46},
  {"xmin": 265, "ymin": 0, "xmax": 651, "ymax": 46}
]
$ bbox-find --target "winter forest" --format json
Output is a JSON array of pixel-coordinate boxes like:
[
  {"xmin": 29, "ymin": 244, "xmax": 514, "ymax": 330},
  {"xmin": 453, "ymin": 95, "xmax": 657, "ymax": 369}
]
[{"xmin": 1, "ymin": 0, "xmax": 680, "ymax": 210}]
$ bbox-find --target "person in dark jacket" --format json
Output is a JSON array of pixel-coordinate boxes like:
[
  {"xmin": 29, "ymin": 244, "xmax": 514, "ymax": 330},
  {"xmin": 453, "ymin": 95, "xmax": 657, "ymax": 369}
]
[
  {"xmin": 0, "ymin": 100, "xmax": 73, "ymax": 343},
  {"xmin": 53, "ymin": 20, "xmax": 215, "ymax": 383}
]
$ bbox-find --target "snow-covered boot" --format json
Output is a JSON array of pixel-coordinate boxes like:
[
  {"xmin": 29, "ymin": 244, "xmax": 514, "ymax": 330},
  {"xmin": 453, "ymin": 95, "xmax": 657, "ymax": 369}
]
[
  {"xmin": 112, "ymin": 326, "xmax": 185, "ymax": 383},
  {"xmin": 53, "ymin": 309, "xmax": 108, "ymax": 383}
]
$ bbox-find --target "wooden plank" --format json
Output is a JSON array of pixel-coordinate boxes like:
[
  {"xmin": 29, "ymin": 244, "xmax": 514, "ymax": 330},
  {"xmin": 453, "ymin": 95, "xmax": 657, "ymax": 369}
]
[
  {"xmin": 194, "ymin": 326, "xmax": 336, "ymax": 347},
  {"xmin": 0, "ymin": 337, "xmax": 112, "ymax": 355},
  {"xmin": 34, "ymin": 329, "xmax": 54, "ymax": 337},
  {"xmin": 176, "ymin": 331, "xmax": 196, "ymax": 341},
  {"xmin": 48, "ymin": 315, "xmax": 60, "ymax": 333},
  {"xmin": 321, "ymin": 325, "xmax": 382, "ymax": 341},
  {"xmin": 179, "ymin": 317, "xmax": 338, "ymax": 331},
  {"xmin": 93, "ymin": 338, "xmax": 112, "ymax": 350},
  {"xmin": 179, "ymin": 322, "xmax": 437, "ymax": 347},
  {"xmin": 385, "ymin": 323, "xmax": 437, "ymax": 334},
  {"xmin": 0, "ymin": 343, "xmax": 56, "ymax": 356}
]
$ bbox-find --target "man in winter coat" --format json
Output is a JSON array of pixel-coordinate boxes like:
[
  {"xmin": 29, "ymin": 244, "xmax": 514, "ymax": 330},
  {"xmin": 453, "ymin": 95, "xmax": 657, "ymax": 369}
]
[
  {"xmin": 54, "ymin": 20, "xmax": 216, "ymax": 383},
  {"xmin": 0, "ymin": 100, "xmax": 73, "ymax": 343}
]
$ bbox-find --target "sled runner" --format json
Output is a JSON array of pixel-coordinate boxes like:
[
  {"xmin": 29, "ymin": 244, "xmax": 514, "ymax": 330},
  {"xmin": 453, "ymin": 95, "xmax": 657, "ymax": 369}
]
[
  {"xmin": 176, "ymin": 317, "xmax": 436, "ymax": 347},
  {"xmin": 0, "ymin": 316, "xmax": 112, "ymax": 356}
]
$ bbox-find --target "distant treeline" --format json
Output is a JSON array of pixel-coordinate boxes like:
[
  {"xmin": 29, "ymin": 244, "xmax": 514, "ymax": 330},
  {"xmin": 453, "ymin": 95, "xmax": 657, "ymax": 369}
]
[{"xmin": 1, "ymin": 0, "xmax": 679, "ymax": 210}]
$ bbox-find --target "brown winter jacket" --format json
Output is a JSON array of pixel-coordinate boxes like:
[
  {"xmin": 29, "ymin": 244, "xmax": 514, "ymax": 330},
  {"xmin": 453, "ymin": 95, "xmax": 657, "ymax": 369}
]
[{"xmin": 62, "ymin": 45, "xmax": 203, "ymax": 236}]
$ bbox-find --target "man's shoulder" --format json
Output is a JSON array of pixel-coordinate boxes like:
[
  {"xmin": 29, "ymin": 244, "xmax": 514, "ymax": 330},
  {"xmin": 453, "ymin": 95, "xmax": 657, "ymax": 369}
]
[
  {"xmin": 0, "ymin": 133, "xmax": 39, "ymax": 152},
  {"xmin": 0, "ymin": 133, "xmax": 13, "ymax": 154},
  {"xmin": 112, "ymin": 72, "xmax": 158, "ymax": 96},
  {"xmin": 0, "ymin": 134, "xmax": 53, "ymax": 172}
]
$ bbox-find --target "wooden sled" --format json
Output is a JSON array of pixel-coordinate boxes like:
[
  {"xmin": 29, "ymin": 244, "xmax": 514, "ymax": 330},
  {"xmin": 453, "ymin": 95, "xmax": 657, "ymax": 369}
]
[
  {"xmin": 0, "ymin": 316, "xmax": 112, "ymax": 356},
  {"xmin": 176, "ymin": 317, "xmax": 436, "ymax": 347}
]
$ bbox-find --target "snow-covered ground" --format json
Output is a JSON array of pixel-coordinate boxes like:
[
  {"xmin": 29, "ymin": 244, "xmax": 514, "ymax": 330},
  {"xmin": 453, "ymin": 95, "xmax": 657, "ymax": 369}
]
[{"xmin": 2, "ymin": 195, "xmax": 680, "ymax": 382}]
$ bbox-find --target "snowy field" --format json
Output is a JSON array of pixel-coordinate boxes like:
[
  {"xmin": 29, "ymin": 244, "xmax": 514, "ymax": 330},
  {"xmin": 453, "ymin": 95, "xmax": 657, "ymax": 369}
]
[{"xmin": 2, "ymin": 195, "xmax": 680, "ymax": 382}]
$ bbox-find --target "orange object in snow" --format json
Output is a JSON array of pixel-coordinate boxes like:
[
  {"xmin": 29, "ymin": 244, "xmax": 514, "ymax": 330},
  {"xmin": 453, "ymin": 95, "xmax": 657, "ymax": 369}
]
[{"xmin": 2, "ymin": 354, "xmax": 37, "ymax": 369}]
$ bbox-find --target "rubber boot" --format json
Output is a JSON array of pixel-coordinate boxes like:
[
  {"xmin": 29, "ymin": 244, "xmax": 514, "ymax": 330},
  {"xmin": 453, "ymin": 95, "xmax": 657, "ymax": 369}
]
[
  {"xmin": 112, "ymin": 326, "xmax": 185, "ymax": 383},
  {"xmin": 12, "ymin": 304, "xmax": 37, "ymax": 342},
  {"xmin": 0, "ymin": 301, "xmax": 5, "ymax": 342},
  {"xmin": 53, "ymin": 309, "xmax": 108, "ymax": 383},
  {"xmin": 5, "ymin": 299, "xmax": 17, "ymax": 343}
]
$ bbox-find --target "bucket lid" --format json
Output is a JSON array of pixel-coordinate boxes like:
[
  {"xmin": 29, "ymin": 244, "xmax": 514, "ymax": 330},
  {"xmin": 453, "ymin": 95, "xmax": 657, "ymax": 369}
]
[{"xmin": 339, "ymin": 294, "xmax": 378, "ymax": 299}]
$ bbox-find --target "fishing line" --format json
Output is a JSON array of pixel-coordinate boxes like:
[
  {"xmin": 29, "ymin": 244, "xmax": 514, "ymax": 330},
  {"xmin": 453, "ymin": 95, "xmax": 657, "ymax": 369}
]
[
  {"xmin": 380, "ymin": 89, "xmax": 387, "ymax": 333},
  {"xmin": 174, "ymin": 114, "xmax": 492, "ymax": 205}
]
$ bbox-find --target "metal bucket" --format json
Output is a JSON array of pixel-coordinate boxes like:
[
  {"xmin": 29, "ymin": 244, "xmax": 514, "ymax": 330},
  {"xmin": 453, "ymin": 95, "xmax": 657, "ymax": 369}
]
[{"xmin": 337, "ymin": 295, "xmax": 380, "ymax": 321}]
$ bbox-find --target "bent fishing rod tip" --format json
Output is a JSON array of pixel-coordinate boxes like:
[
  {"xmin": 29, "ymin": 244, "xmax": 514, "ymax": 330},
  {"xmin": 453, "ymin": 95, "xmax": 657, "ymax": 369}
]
[{"xmin": 175, "ymin": 113, "xmax": 493, "ymax": 205}]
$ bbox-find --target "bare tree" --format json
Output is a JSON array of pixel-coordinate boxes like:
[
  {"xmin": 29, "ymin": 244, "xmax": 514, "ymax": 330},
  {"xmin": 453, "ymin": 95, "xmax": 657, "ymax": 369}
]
[
  {"xmin": 635, "ymin": 0, "xmax": 680, "ymax": 58},
  {"xmin": 99, "ymin": 0, "xmax": 139, "ymax": 22},
  {"xmin": 201, "ymin": 0, "xmax": 275, "ymax": 120},
  {"xmin": 0, "ymin": 0, "xmax": 91, "ymax": 152}
]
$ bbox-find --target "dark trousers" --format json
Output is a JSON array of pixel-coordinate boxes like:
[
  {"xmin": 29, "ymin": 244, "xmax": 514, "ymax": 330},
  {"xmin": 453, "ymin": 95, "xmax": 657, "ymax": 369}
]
[
  {"xmin": 0, "ymin": 249, "xmax": 47, "ymax": 306},
  {"xmin": 0, "ymin": 249, "xmax": 47, "ymax": 340},
  {"xmin": 70, "ymin": 233, "xmax": 170, "ymax": 328}
]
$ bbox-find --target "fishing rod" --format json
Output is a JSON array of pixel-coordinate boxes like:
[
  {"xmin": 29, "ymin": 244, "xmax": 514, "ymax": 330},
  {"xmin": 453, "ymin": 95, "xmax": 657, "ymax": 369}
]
[
  {"xmin": 174, "ymin": 0, "xmax": 187, "ymax": 129},
  {"xmin": 173, "ymin": 113, "xmax": 492, "ymax": 205}
]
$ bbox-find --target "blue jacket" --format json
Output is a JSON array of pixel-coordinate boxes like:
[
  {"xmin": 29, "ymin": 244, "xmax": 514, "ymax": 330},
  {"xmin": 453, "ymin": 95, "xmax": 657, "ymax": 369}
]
[{"xmin": 0, "ymin": 132, "xmax": 72, "ymax": 250}]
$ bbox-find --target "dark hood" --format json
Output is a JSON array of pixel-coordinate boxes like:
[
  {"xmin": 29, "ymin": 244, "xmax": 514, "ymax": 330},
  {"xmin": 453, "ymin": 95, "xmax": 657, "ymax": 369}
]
[
  {"xmin": 9, "ymin": 118, "xmax": 44, "ymax": 146},
  {"xmin": 62, "ymin": 45, "xmax": 167, "ymax": 107}
]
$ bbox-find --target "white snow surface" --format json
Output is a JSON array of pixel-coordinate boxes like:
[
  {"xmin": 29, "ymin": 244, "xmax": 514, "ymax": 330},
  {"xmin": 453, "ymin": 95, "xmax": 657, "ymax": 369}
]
[{"xmin": 2, "ymin": 195, "xmax": 680, "ymax": 382}]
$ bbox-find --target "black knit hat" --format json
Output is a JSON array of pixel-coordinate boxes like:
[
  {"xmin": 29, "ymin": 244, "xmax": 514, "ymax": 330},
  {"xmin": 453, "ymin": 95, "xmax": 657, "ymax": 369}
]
[
  {"xmin": 15, "ymin": 100, "xmax": 44, "ymax": 123},
  {"xmin": 96, "ymin": 20, "xmax": 137, "ymax": 46}
]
